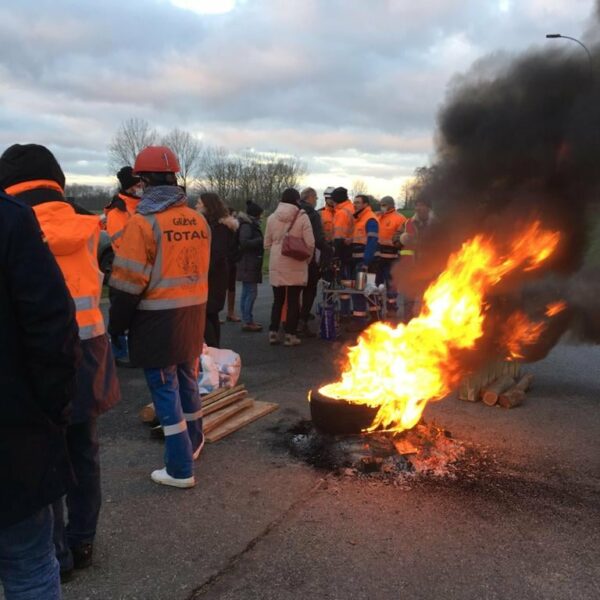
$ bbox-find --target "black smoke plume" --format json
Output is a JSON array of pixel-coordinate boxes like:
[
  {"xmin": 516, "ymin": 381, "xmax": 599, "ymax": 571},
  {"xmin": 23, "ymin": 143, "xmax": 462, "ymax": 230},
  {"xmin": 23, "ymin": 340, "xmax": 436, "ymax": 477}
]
[{"xmin": 395, "ymin": 7, "xmax": 600, "ymax": 359}]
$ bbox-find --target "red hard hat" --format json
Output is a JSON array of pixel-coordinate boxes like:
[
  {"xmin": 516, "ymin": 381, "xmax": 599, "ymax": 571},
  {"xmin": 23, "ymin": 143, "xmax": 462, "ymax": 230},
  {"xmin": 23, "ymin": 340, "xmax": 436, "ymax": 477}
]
[{"xmin": 133, "ymin": 146, "xmax": 180, "ymax": 174}]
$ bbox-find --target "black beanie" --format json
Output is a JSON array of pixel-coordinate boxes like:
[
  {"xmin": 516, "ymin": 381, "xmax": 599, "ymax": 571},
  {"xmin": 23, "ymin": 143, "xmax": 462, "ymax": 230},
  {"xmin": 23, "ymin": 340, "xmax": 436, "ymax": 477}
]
[
  {"xmin": 281, "ymin": 187, "xmax": 300, "ymax": 205},
  {"xmin": 0, "ymin": 144, "xmax": 65, "ymax": 191},
  {"xmin": 246, "ymin": 200, "xmax": 263, "ymax": 218},
  {"xmin": 117, "ymin": 166, "xmax": 140, "ymax": 191},
  {"xmin": 331, "ymin": 186, "xmax": 348, "ymax": 204}
]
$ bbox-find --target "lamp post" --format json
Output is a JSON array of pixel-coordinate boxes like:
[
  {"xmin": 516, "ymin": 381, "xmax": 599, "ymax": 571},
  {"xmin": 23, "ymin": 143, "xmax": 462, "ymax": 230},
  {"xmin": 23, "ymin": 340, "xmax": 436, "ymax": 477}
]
[{"xmin": 546, "ymin": 33, "xmax": 593, "ymax": 82}]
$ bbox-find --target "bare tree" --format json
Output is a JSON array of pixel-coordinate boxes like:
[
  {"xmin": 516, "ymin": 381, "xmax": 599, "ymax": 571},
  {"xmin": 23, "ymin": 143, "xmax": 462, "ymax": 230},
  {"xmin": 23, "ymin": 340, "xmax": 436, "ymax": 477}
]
[
  {"xmin": 197, "ymin": 149, "xmax": 307, "ymax": 212},
  {"xmin": 351, "ymin": 178, "xmax": 369, "ymax": 197},
  {"xmin": 108, "ymin": 118, "xmax": 158, "ymax": 173},
  {"xmin": 161, "ymin": 128, "xmax": 205, "ymax": 190}
]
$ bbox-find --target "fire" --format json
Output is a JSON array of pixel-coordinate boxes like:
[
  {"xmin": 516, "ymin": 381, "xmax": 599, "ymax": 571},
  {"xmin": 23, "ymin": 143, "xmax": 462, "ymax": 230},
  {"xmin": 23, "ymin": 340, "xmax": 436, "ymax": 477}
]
[
  {"xmin": 546, "ymin": 300, "xmax": 567, "ymax": 317},
  {"xmin": 319, "ymin": 221, "xmax": 560, "ymax": 433},
  {"xmin": 502, "ymin": 311, "xmax": 546, "ymax": 360}
]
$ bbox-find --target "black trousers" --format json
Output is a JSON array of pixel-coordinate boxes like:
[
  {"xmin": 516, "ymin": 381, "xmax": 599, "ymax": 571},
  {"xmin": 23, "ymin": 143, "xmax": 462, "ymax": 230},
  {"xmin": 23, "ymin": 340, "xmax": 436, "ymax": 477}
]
[
  {"xmin": 300, "ymin": 261, "xmax": 319, "ymax": 321},
  {"xmin": 53, "ymin": 419, "xmax": 101, "ymax": 569},
  {"xmin": 204, "ymin": 311, "xmax": 221, "ymax": 348},
  {"xmin": 270, "ymin": 285, "xmax": 302, "ymax": 335}
]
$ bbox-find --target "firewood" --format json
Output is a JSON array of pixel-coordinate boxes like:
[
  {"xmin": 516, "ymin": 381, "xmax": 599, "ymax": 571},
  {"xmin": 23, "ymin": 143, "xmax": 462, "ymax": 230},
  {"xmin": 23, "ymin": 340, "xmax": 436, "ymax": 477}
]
[
  {"xmin": 513, "ymin": 373, "xmax": 534, "ymax": 392},
  {"xmin": 498, "ymin": 374, "xmax": 533, "ymax": 408},
  {"xmin": 139, "ymin": 403, "xmax": 156, "ymax": 423},
  {"xmin": 482, "ymin": 375, "xmax": 515, "ymax": 406},
  {"xmin": 498, "ymin": 388, "xmax": 526, "ymax": 408}
]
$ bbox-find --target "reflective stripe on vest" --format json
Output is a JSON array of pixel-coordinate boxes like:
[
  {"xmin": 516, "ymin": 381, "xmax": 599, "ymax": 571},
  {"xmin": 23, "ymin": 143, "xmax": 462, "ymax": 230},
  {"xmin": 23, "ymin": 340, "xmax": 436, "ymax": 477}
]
[{"xmin": 377, "ymin": 211, "xmax": 405, "ymax": 259}]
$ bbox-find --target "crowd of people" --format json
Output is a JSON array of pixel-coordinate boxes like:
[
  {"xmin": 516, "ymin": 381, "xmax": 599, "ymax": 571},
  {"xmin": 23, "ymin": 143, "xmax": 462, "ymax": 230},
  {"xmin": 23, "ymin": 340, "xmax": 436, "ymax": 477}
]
[{"xmin": 0, "ymin": 142, "xmax": 433, "ymax": 599}]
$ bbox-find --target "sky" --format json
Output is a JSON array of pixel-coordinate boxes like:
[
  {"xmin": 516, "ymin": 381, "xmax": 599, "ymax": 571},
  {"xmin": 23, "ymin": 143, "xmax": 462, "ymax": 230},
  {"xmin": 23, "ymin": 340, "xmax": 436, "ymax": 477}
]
[{"xmin": 0, "ymin": 0, "xmax": 596, "ymax": 198}]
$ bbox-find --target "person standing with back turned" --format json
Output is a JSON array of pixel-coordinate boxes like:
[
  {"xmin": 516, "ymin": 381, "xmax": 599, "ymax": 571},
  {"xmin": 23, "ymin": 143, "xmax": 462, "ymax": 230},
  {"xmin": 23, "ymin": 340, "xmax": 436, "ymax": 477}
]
[
  {"xmin": 0, "ymin": 187, "xmax": 79, "ymax": 600},
  {"xmin": 0, "ymin": 144, "xmax": 121, "ymax": 580},
  {"xmin": 109, "ymin": 146, "xmax": 211, "ymax": 489}
]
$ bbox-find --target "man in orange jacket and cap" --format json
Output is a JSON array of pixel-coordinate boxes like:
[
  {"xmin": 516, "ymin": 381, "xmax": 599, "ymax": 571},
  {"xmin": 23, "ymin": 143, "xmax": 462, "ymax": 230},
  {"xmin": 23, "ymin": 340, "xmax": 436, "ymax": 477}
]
[
  {"xmin": 0, "ymin": 144, "xmax": 121, "ymax": 580},
  {"xmin": 104, "ymin": 166, "xmax": 143, "ymax": 366},
  {"xmin": 109, "ymin": 146, "xmax": 211, "ymax": 489}
]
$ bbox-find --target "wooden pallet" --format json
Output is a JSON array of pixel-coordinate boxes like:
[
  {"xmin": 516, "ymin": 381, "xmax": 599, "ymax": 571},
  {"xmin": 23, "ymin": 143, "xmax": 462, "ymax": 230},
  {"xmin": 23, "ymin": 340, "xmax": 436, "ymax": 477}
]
[
  {"xmin": 206, "ymin": 400, "xmax": 279, "ymax": 443},
  {"xmin": 139, "ymin": 384, "xmax": 278, "ymax": 441}
]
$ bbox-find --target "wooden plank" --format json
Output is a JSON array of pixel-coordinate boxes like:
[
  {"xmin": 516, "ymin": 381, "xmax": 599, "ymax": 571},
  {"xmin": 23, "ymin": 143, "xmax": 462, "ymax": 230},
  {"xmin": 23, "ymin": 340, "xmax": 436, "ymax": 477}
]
[
  {"xmin": 202, "ymin": 390, "xmax": 248, "ymax": 416},
  {"xmin": 206, "ymin": 400, "xmax": 279, "ymax": 443},
  {"xmin": 203, "ymin": 397, "xmax": 254, "ymax": 433},
  {"xmin": 201, "ymin": 384, "xmax": 246, "ymax": 408}
]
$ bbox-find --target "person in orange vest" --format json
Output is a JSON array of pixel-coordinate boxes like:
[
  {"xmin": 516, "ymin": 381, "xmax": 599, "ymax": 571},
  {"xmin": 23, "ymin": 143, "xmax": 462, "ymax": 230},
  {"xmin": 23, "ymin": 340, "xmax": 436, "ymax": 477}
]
[
  {"xmin": 318, "ymin": 186, "xmax": 336, "ymax": 243},
  {"xmin": 349, "ymin": 194, "xmax": 379, "ymax": 330},
  {"xmin": 331, "ymin": 186, "xmax": 354, "ymax": 317},
  {"xmin": 109, "ymin": 146, "xmax": 211, "ymax": 489},
  {"xmin": 376, "ymin": 195, "xmax": 407, "ymax": 316},
  {"xmin": 104, "ymin": 166, "xmax": 144, "ymax": 366},
  {"xmin": 0, "ymin": 143, "xmax": 120, "ymax": 579},
  {"xmin": 396, "ymin": 196, "xmax": 434, "ymax": 322}
]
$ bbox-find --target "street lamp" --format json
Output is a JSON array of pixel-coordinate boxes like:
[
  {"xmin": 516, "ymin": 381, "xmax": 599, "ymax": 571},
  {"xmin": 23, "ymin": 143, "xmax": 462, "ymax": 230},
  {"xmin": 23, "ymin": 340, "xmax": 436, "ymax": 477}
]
[{"xmin": 546, "ymin": 33, "xmax": 593, "ymax": 82}]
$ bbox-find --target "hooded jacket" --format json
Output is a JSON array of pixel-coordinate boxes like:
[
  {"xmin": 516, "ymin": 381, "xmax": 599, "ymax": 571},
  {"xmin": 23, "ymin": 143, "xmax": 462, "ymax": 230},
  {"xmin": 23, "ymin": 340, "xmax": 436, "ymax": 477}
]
[
  {"xmin": 264, "ymin": 202, "xmax": 315, "ymax": 287},
  {"xmin": 3, "ymin": 182, "xmax": 120, "ymax": 422}
]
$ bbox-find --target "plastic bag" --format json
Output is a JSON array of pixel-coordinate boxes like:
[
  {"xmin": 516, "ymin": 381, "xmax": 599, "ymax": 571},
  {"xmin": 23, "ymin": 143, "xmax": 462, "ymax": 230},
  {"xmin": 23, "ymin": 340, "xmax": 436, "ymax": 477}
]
[{"xmin": 197, "ymin": 345, "xmax": 242, "ymax": 393}]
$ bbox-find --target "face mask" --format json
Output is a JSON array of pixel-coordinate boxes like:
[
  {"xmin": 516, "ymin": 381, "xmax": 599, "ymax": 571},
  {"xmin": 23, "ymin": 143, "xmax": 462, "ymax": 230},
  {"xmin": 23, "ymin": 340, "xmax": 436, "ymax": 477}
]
[{"xmin": 132, "ymin": 185, "xmax": 144, "ymax": 198}]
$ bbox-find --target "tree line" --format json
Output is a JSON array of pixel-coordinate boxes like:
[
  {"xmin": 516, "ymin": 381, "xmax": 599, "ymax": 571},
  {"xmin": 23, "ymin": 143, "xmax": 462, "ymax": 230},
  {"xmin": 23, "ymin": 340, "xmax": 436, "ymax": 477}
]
[{"xmin": 106, "ymin": 118, "xmax": 306, "ymax": 213}]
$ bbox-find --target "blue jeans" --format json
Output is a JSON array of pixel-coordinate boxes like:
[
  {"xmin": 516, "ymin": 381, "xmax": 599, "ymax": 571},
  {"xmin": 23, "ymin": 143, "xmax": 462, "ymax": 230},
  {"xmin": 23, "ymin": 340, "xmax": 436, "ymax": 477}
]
[
  {"xmin": 0, "ymin": 506, "xmax": 61, "ymax": 600},
  {"xmin": 52, "ymin": 418, "xmax": 101, "ymax": 571},
  {"xmin": 144, "ymin": 359, "xmax": 203, "ymax": 479},
  {"xmin": 240, "ymin": 282, "xmax": 258, "ymax": 324}
]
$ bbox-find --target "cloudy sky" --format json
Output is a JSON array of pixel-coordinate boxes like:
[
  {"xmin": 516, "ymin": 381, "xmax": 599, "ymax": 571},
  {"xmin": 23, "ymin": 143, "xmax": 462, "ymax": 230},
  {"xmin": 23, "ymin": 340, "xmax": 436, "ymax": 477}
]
[{"xmin": 0, "ymin": 0, "xmax": 596, "ymax": 197}]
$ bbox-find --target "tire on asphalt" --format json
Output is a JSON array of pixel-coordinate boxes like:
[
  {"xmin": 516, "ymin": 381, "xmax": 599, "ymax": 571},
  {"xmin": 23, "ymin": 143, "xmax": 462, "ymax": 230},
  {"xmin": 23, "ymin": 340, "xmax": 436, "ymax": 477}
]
[{"xmin": 309, "ymin": 388, "xmax": 379, "ymax": 435}]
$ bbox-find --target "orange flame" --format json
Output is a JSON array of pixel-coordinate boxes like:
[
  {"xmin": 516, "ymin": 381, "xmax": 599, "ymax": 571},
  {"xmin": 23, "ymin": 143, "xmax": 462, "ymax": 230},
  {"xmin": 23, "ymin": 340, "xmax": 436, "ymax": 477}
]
[
  {"xmin": 502, "ymin": 311, "xmax": 546, "ymax": 360},
  {"xmin": 319, "ymin": 222, "xmax": 560, "ymax": 433},
  {"xmin": 546, "ymin": 300, "xmax": 567, "ymax": 317}
]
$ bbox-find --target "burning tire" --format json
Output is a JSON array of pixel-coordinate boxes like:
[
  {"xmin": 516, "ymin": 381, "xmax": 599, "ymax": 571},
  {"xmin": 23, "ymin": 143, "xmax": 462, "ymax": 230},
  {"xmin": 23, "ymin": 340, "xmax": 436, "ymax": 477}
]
[{"xmin": 309, "ymin": 389, "xmax": 379, "ymax": 435}]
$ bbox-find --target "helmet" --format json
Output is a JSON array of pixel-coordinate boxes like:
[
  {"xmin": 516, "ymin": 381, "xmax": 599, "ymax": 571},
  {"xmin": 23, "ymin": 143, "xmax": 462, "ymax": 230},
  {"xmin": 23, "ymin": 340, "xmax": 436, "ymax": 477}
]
[{"xmin": 133, "ymin": 146, "xmax": 180, "ymax": 174}]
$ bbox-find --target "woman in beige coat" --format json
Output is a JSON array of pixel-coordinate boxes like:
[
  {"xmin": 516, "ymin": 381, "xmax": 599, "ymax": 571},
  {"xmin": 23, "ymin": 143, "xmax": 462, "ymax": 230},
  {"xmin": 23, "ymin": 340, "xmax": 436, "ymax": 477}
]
[{"xmin": 264, "ymin": 188, "xmax": 315, "ymax": 346}]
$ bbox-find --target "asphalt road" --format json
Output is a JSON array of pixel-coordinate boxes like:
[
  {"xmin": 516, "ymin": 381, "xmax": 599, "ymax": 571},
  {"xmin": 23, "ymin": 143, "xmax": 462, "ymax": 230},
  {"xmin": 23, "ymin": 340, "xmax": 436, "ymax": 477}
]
[{"xmin": 54, "ymin": 283, "xmax": 599, "ymax": 600}]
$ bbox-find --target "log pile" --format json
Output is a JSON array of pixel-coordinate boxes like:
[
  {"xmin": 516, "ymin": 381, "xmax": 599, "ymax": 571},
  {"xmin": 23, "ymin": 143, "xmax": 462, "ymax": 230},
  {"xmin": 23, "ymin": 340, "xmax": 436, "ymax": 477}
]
[
  {"xmin": 139, "ymin": 384, "xmax": 278, "ymax": 441},
  {"xmin": 458, "ymin": 360, "xmax": 534, "ymax": 408}
]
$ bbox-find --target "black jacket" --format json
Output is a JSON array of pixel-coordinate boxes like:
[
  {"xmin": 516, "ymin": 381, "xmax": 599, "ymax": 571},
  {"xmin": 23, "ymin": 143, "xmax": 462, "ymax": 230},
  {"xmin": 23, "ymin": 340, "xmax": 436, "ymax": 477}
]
[
  {"xmin": 0, "ymin": 192, "xmax": 80, "ymax": 527},
  {"xmin": 208, "ymin": 218, "xmax": 237, "ymax": 314},
  {"xmin": 236, "ymin": 213, "xmax": 264, "ymax": 284}
]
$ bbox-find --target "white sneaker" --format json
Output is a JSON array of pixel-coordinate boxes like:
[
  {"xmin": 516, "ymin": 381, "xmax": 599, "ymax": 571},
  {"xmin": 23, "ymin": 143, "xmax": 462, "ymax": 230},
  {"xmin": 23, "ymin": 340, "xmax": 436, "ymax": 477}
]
[
  {"xmin": 150, "ymin": 468, "xmax": 195, "ymax": 489},
  {"xmin": 192, "ymin": 437, "xmax": 205, "ymax": 460},
  {"xmin": 269, "ymin": 331, "xmax": 281, "ymax": 345},
  {"xmin": 284, "ymin": 334, "xmax": 301, "ymax": 346}
]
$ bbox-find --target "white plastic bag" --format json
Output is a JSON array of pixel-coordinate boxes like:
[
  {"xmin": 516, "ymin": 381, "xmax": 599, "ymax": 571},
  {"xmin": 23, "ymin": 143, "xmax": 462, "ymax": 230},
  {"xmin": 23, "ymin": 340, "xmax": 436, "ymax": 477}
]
[{"xmin": 197, "ymin": 345, "xmax": 242, "ymax": 393}]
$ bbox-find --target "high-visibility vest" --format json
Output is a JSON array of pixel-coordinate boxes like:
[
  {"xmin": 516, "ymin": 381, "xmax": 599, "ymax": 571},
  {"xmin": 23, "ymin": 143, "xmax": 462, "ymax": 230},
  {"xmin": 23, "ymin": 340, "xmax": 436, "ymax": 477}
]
[
  {"xmin": 110, "ymin": 203, "xmax": 210, "ymax": 310},
  {"xmin": 319, "ymin": 206, "xmax": 335, "ymax": 242},
  {"xmin": 333, "ymin": 200, "xmax": 354, "ymax": 242},
  {"xmin": 5, "ymin": 180, "xmax": 105, "ymax": 341},
  {"xmin": 105, "ymin": 193, "xmax": 140, "ymax": 251},
  {"xmin": 377, "ymin": 210, "xmax": 407, "ymax": 260},
  {"xmin": 351, "ymin": 206, "xmax": 378, "ymax": 260}
]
